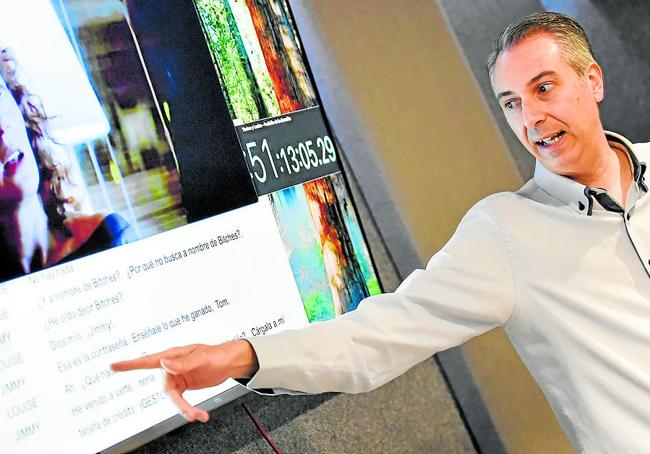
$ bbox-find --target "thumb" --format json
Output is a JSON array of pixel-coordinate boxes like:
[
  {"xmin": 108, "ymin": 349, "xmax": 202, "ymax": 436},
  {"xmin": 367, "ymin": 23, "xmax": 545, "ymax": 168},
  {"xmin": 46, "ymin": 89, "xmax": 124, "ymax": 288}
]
[{"xmin": 160, "ymin": 355, "xmax": 199, "ymax": 375}]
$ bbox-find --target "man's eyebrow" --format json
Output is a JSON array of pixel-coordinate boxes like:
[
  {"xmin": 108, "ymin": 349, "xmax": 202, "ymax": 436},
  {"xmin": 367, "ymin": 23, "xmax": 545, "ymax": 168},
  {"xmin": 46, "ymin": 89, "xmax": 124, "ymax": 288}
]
[
  {"xmin": 528, "ymin": 70, "xmax": 557, "ymax": 86},
  {"xmin": 496, "ymin": 90, "xmax": 514, "ymax": 102},
  {"xmin": 495, "ymin": 71, "xmax": 559, "ymax": 101}
]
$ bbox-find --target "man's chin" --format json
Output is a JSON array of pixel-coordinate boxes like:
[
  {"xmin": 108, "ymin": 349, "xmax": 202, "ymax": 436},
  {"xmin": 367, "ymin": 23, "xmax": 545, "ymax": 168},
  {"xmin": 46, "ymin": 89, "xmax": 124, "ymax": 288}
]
[
  {"xmin": 532, "ymin": 145, "xmax": 574, "ymax": 170},
  {"xmin": 538, "ymin": 157, "xmax": 582, "ymax": 179}
]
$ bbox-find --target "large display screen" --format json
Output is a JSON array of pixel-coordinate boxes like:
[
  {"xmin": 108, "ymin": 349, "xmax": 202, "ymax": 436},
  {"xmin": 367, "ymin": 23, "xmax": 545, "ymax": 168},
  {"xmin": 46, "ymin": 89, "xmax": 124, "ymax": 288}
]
[{"xmin": 0, "ymin": 1, "xmax": 380, "ymax": 452}]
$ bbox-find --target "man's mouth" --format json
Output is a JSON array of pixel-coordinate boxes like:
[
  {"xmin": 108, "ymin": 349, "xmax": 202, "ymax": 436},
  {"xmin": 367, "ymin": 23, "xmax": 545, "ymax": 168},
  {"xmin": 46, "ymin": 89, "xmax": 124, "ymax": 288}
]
[{"xmin": 535, "ymin": 131, "xmax": 566, "ymax": 147}]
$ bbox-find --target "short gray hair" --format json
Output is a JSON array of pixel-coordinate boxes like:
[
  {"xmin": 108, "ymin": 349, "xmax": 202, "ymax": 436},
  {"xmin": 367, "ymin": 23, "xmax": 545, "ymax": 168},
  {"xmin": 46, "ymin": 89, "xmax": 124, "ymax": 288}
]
[{"xmin": 486, "ymin": 12, "xmax": 595, "ymax": 80}]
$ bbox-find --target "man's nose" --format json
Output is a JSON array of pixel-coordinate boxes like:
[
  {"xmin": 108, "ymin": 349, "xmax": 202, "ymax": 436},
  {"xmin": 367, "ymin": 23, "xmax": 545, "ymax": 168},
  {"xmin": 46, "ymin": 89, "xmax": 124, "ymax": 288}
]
[{"xmin": 521, "ymin": 98, "xmax": 545, "ymax": 129}]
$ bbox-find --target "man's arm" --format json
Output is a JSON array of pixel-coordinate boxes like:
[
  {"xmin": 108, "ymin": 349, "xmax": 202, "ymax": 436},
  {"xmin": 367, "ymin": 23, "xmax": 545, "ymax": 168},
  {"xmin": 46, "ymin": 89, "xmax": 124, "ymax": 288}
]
[
  {"xmin": 243, "ymin": 197, "xmax": 517, "ymax": 394},
  {"xmin": 112, "ymin": 198, "xmax": 517, "ymax": 417},
  {"xmin": 111, "ymin": 340, "xmax": 258, "ymax": 422}
]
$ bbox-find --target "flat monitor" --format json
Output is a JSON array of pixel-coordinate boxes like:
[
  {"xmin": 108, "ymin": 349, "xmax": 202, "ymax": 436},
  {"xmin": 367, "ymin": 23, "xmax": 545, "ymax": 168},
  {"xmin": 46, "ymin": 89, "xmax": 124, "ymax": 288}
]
[{"xmin": 0, "ymin": 1, "xmax": 381, "ymax": 452}]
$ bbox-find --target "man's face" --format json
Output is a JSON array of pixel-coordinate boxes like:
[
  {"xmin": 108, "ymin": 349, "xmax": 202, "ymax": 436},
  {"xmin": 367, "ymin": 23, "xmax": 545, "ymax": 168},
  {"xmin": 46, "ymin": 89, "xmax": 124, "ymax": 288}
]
[{"xmin": 491, "ymin": 33, "xmax": 604, "ymax": 178}]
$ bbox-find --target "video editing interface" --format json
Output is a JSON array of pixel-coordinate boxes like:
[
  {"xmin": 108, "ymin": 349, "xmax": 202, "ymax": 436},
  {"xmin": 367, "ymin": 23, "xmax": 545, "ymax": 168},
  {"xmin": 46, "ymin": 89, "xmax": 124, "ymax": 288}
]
[{"xmin": 0, "ymin": 0, "xmax": 380, "ymax": 452}]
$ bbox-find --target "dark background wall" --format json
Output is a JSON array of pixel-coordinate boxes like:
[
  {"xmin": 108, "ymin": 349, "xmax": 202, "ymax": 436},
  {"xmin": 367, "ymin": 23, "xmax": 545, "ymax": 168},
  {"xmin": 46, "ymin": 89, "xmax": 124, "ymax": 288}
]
[{"xmin": 439, "ymin": 0, "xmax": 650, "ymax": 180}]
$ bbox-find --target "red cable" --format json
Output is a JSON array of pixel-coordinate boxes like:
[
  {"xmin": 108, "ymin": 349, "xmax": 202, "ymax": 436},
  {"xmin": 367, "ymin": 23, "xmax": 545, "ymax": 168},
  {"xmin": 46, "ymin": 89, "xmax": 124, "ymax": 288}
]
[{"xmin": 241, "ymin": 403, "xmax": 281, "ymax": 454}]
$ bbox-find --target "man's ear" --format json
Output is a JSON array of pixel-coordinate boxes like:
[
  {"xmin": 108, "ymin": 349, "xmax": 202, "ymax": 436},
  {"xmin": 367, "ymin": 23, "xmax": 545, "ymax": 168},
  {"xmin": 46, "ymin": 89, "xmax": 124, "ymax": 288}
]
[{"xmin": 586, "ymin": 61, "xmax": 604, "ymax": 103}]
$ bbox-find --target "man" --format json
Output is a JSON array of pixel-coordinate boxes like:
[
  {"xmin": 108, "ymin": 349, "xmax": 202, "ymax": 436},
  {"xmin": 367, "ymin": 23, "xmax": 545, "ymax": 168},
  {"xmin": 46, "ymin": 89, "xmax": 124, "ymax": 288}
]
[{"xmin": 112, "ymin": 12, "xmax": 650, "ymax": 452}]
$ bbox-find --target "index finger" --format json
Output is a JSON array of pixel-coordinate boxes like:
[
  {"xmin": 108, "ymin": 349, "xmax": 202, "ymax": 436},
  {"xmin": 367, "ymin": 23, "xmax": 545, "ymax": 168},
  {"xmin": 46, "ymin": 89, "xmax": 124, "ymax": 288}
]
[
  {"xmin": 110, "ymin": 355, "xmax": 161, "ymax": 371},
  {"xmin": 110, "ymin": 345, "xmax": 195, "ymax": 372}
]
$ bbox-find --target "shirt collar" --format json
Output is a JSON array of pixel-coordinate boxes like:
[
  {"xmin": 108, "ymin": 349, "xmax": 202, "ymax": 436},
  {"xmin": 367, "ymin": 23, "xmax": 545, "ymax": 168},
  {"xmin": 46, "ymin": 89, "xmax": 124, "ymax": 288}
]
[{"xmin": 533, "ymin": 131, "xmax": 648, "ymax": 216}]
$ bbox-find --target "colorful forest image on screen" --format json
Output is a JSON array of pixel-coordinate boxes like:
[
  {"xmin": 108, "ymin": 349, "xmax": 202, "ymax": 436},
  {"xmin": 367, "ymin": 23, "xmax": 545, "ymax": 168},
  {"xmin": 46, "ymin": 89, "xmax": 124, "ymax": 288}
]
[
  {"xmin": 270, "ymin": 174, "xmax": 381, "ymax": 322},
  {"xmin": 194, "ymin": 0, "xmax": 317, "ymax": 124},
  {"xmin": 192, "ymin": 0, "xmax": 382, "ymax": 320}
]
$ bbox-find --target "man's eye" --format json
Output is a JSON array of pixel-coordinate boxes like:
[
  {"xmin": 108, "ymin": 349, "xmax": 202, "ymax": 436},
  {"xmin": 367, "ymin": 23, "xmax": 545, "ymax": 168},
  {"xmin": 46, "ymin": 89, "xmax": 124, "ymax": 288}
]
[
  {"xmin": 503, "ymin": 99, "xmax": 519, "ymax": 110},
  {"xmin": 539, "ymin": 83, "xmax": 552, "ymax": 93}
]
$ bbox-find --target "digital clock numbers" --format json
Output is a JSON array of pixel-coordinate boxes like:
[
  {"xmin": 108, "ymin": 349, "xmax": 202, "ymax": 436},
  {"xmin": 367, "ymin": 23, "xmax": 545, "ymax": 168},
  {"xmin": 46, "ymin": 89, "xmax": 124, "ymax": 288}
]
[
  {"xmin": 236, "ymin": 106, "xmax": 343, "ymax": 195},
  {"xmin": 245, "ymin": 136, "xmax": 337, "ymax": 184}
]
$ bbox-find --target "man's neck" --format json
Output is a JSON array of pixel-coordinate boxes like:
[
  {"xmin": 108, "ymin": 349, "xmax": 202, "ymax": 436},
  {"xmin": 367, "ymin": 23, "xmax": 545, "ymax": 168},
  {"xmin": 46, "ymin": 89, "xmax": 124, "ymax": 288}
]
[
  {"xmin": 0, "ymin": 195, "xmax": 50, "ymax": 273},
  {"xmin": 571, "ymin": 135, "xmax": 633, "ymax": 207}
]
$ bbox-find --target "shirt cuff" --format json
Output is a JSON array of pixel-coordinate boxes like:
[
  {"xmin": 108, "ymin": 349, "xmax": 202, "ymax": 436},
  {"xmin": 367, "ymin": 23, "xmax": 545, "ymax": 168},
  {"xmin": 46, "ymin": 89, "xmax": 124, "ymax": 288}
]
[{"xmin": 235, "ymin": 333, "xmax": 309, "ymax": 396}]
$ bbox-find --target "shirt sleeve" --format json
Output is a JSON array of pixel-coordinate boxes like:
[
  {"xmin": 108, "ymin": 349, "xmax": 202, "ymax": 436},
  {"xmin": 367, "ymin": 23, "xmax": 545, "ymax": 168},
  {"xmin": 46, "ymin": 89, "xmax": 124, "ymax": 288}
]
[{"xmin": 244, "ymin": 202, "xmax": 517, "ymax": 395}]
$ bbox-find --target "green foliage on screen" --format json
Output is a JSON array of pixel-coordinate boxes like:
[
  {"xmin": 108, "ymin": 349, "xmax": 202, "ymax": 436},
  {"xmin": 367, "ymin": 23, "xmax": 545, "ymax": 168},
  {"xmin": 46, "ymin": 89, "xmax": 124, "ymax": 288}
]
[{"xmin": 195, "ymin": 0, "xmax": 260, "ymax": 123}]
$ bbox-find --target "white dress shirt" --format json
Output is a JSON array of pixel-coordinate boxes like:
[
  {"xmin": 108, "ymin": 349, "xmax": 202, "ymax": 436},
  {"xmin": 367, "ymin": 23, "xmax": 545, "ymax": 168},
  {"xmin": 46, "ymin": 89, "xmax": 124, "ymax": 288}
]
[{"xmin": 246, "ymin": 132, "xmax": 650, "ymax": 453}]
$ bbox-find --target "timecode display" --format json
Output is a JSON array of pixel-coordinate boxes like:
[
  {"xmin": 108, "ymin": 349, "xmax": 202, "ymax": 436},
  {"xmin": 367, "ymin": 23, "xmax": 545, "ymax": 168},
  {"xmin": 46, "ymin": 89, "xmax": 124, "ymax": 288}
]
[
  {"xmin": 246, "ymin": 135, "xmax": 336, "ymax": 182},
  {"xmin": 236, "ymin": 107, "xmax": 342, "ymax": 195}
]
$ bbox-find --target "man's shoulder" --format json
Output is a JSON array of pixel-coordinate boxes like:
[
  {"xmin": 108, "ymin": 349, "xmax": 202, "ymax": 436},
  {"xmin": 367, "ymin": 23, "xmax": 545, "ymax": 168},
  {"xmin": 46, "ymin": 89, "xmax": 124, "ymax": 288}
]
[
  {"xmin": 466, "ymin": 191, "xmax": 527, "ymax": 220},
  {"xmin": 465, "ymin": 180, "xmax": 557, "ymax": 226},
  {"xmin": 473, "ymin": 191, "xmax": 521, "ymax": 209}
]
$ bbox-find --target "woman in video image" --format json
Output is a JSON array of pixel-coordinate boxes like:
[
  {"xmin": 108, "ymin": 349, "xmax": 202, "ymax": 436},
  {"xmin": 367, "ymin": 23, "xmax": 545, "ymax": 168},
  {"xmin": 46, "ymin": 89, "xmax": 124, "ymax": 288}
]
[{"xmin": 0, "ymin": 47, "xmax": 132, "ymax": 282}]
